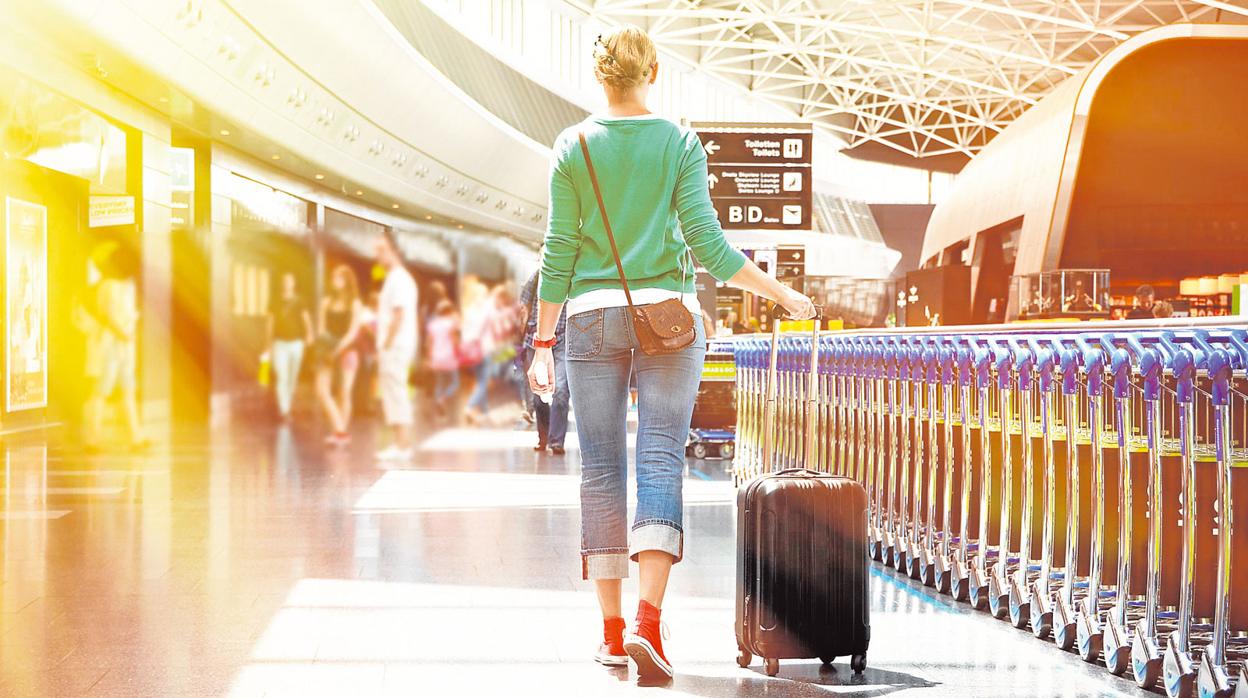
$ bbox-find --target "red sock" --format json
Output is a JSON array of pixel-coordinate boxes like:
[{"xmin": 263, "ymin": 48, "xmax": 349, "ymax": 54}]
[
  {"xmin": 634, "ymin": 600, "xmax": 666, "ymax": 662},
  {"xmin": 603, "ymin": 616, "xmax": 626, "ymax": 654}
]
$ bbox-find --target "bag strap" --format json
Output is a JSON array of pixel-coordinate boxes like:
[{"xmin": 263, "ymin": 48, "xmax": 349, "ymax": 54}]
[{"xmin": 578, "ymin": 132, "xmax": 635, "ymax": 309}]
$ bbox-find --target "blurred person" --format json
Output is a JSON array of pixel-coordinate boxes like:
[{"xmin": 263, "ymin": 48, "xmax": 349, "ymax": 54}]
[
  {"xmin": 315, "ymin": 265, "xmax": 363, "ymax": 446},
  {"xmin": 463, "ymin": 284, "xmax": 521, "ymax": 424},
  {"xmin": 83, "ymin": 244, "xmax": 148, "ymax": 451},
  {"xmin": 527, "ymin": 25, "xmax": 815, "ymax": 679},
  {"xmin": 266, "ymin": 272, "xmax": 313, "ymax": 421},
  {"xmin": 374, "ymin": 232, "xmax": 419, "ymax": 460},
  {"xmin": 1127, "ymin": 284, "xmax": 1155, "ymax": 319},
  {"xmin": 1153, "ymin": 300, "xmax": 1174, "ymax": 318},
  {"xmin": 520, "ymin": 268, "xmax": 569, "ymax": 454},
  {"xmin": 426, "ymin": 299, "xmax": 462, "ymax": 411}
]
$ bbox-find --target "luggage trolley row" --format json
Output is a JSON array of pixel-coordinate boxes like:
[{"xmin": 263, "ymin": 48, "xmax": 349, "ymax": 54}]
[{"xmin": 732, "ymin": 323, "xmax": 1248, "ymax": 697}]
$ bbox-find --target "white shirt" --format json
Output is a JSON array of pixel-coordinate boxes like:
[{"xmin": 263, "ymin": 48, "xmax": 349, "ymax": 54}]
[
  {"xmin": 377, "ymin": 264, "xmax": 418, "ymax": 355},
  {"xmin": 565, "ymin": 288, "xmax": 702, "ymax": 319}
]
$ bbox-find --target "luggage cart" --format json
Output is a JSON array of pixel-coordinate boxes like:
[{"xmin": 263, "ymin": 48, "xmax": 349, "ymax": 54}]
[
  {"xmin": 916, "ymin": 338, "xmax": 943, "ymax": 587},
  {"xmin": 1162, "ymin": 336, "xmax": 1204, "ymax": 697},
  {"xmin": 1006, "ymin": 339, "xmax": 1043, "ymax": 630},
  {"xmin": 950, "ymin": 340, "xmax": 981, "ymax": 603},
  {"xmin": 987, "ymin": 341, "xmax": 1019, "ymax": 621},
  {"xmin": 1074, "ymin": 335, "xmax": 1113, "ymax": 663},
  {"xmin": 1191, "ymin": 329, "xmax": 1248, "ymax": 698},
  {"xmin": 932, "ymin": 340, "xmax": 961, "ymax": 594},
  {"xmin": 1127, "ymin": 332, "xmax": 1169, "ymax": 689},
  {"xmin": 1053, "ymin": 338, "xmax": 1094, "ymax": 652},
  {"xmin": 967, "ymin": 341, "xmax": 998, "ymax": 611},
  {"xmin": 688, "ymin": 345, "xmax": 738, "ymax": 461},
  {"xmin": 882, "ymin": 337, "xmax": 906, "ymax": 569},
  {"xmin": 1023, "ymin": 337, "xmax": 1063, "ymax": 640},
  {"xmin": 1100, "ymin": 334, "xmax": 1150, "ymax": 675}
]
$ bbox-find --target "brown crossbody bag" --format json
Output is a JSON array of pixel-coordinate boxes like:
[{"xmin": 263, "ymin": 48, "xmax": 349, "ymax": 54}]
[{"xmin": 577, "ymin": 131, "xmax": 696, "ymax": 356}]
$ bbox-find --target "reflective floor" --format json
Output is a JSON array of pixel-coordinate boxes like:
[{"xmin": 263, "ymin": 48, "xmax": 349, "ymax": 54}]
[{"xmin": 1, "ymin": 406, "xmax": 1156, "ymax": 697}]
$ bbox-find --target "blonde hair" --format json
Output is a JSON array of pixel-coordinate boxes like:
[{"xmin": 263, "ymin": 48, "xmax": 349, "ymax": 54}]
[{"xmin": 594, "ymin": 26, "xmax": 657, "ymax": 89}]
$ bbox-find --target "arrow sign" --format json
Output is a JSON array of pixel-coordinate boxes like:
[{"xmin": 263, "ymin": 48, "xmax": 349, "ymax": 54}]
[
  {"xmin": 707, "ymin": 173, "xmax": 719, "ymax": 189},
  {"xmin": 704, "ymin": 140, "xmax": 719, "ymax": 156}
]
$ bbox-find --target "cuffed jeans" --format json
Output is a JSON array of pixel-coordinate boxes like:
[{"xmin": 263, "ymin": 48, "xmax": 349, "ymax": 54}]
[{"xmin": 565, "ymin": 306, "xmax": 705, "ymax": 580}]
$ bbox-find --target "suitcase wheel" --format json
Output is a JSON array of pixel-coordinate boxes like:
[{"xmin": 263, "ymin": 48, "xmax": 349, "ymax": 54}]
[
  {"xmin": 851, "ymin": 653, "xmax": 867, "ymax": 674},
  {"xmin": 765, "ymin": 657, "xmax": 779, "ymax": 676},
  {"xmin": 819, "ymin": 656, "xmax": 834, "ymax": 666},
  {"xmin": 736, "ymin": 648, "xmax": 752, "ymax": 668}
]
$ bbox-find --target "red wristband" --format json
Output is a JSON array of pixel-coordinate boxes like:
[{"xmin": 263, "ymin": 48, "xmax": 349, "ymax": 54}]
[{"xmin": 532, "ymin": 336, "xmax": 557, "ymax": 349}]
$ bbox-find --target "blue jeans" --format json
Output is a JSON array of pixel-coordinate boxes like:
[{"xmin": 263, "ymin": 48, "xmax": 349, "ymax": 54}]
[
  {"xmin": 467, "ymin": 359, "xmax": 492, "ymax": 412},
  {"xmin": 526, "ymin": 343, "xmax": 570, "ymax": 448},
  {"xmin": 566, "ymin": 306, "xmax": 705, "ymax": 580},
  {"xmin": 433, "ymin": 369, "xmax": 459, "ymax": 403}
]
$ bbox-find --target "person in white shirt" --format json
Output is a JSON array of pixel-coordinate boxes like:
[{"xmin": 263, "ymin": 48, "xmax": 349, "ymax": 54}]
[{"xmin": 373, "ymin": 231, "xmax": 419, "ymax": 461}]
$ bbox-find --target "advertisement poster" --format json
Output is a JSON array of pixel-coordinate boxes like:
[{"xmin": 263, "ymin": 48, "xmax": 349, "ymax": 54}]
[{"xmin": 6, "ymin": 197, "xmax": 48, "ymax": 411}]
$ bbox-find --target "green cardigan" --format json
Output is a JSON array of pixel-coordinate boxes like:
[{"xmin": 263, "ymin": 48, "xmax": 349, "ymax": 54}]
[{"xmin": 538, "ymin": 115, "xmax": 747, "ymax": 305}]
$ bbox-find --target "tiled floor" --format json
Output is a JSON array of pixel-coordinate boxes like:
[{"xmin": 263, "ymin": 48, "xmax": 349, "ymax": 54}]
[{"xmin": 0, "ymin": 406, "xmax": 1158, "ymax": 697}]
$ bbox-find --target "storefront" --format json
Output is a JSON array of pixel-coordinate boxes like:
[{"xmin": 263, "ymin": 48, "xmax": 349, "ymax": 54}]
[{"xmin": 0, "ymin": 67, "xmax": 144, "ymax": 432}]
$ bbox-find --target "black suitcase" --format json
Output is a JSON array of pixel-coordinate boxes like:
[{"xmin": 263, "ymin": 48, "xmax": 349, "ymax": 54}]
[{"xmin": 735, "ymin": 319, "xmax": 871, "ymax": 677}]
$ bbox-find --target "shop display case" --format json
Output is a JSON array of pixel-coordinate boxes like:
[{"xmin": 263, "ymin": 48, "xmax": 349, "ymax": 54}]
[{"xmin": 1013, "ymin": 269, "xmax": 1111, "ymax": 320}]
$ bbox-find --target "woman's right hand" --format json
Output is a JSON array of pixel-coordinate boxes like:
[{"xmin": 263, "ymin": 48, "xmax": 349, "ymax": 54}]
[
  {"xmin": 779, "ymin": 285, "xmax": 817, "ymax": 320},
  {"xmin": 527, "ymin": 347, "xmax": 555, "ymax": 395}
]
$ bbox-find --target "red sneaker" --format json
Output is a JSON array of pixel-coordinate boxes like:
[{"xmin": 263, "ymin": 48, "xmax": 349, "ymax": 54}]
[
  {"xmin": 624, "ymin": 600, "xmax": 672, "ymax": 679},
  {"xmin": 594, "ymin": 617, "xmax": 628, "ymax": 667}
]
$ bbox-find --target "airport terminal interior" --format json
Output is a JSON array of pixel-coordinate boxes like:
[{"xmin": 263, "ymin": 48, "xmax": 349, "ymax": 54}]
[{"xmin": 1, "ymin": 1, "xmax": 1247, "ymax": 696}]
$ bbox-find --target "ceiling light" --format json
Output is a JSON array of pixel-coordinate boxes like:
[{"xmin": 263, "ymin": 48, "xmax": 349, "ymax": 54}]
[
  {"xmin": 314, "ymin": 173, "xmax": 324, "ymax": 180},
  {"xmin": 355, "ymin": 190, "xmax": 363, "ymax": 196},
  {"xmin": 219, "ymin": 129, "xmax": 230, "ymax": 136},
  {"xmin": 391, "ymin": 203, "xmax": 399, "ymax": 209},
  {"xmin": 158, "ymin": 96, "xmax": 169, "ymax": 103},
  {"xmin": 457, "ymin": 224, "xmax": 464, "ymax": 229},
  {"xmin": 424, "ymin": 215, "xmax": 432, "ymax": 220},
  {"xmin": 271, "ymin": 154, "xmax": 281, "ymax": 160}
]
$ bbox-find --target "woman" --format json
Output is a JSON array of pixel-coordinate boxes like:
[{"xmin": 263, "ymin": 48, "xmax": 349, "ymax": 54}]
[
  {"xmin": 464, "ymin": 284, "xmax": 521, "ymax": 424},
  {"xmin": 425, "ymin": 299, "xmax": 462, "ymax": 412},
  {"xmin": 316, "ymin": 264, "xmax": 363, "ymax": 446},
  {"xmin": 527, "ymin": 26, "xmax": 814, "ymax": 680},
  {"xmin": 266, "ymin": 272, "xmax": 314, "ymax": 421},
  {"xmin": 84, "ymin": 244, "xmax": 150, "ymax": 451}
]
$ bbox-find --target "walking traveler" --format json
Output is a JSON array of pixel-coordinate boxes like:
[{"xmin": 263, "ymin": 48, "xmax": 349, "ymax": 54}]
[
  {"xmin": 520, "ymin": 268, "xmax": 569, "ymax": 454},
  {"xmin": 374, "ymin": 232, "xmax": 419, "ymax": 461},
  {"xmin": 526, "ymin": 25, "xmax": 816, "ymax": 681},
  {"xmin": 83, "ymin": 244, "xmax": 150, "ymax": 451},
  {"xmin": 266, "ymin": 272, "xmax": 314, "ymax": 421},
  {"xmin": 315, "ymin": 265, "xmax": 363, "ymax": 445},
  {"xmin": 464, "ymin": 284, "xmax": 521, "ymax": 425},
  {"xmin": 426, "ymin": 299, "xmax": 462, "ymax": 411}
]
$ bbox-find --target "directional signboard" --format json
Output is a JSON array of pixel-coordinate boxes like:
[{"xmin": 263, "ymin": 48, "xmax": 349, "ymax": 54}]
[{"xmin": 692, "ymin": 123, "xmax": 813, "ymax": 231}]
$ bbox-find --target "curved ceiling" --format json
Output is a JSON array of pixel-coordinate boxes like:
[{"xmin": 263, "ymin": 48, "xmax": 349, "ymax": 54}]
[{"xmin": 570, "ymin": 0, "xmax": 1248, "ymax": 159}]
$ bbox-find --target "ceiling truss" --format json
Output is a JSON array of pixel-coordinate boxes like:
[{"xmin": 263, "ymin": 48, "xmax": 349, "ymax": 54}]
[{"xmin": 571, "ymin": 0, "xmax": 1248, "ymax": 158}]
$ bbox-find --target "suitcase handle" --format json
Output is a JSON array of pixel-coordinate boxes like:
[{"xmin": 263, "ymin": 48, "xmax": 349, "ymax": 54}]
[{"xmin": 773, "ymin": 467, "xmax": 820, "ymax": 477}]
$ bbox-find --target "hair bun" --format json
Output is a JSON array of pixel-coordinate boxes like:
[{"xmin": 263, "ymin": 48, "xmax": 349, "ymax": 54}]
[{"xmin": 593, "ymin": 26, "xmax": 657, "ymax": 89}]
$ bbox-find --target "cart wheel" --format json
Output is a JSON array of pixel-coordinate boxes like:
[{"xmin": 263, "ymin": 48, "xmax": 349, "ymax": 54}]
[
  {"xmin": 765, "ymin": 657, "xmax": 780, "ymax": 676},
  {"xmin": 736, "ymin": 648, "xmax": 752, "ymax": 668},
  {"xmin": 692, "ymin": 443, "xmax": 708, "ymax": 459},
  {"xmin": 819, "ymin": 656, "xmax": 834, "ymax": 666},
  {"xmin": 720, "ymin": 443, "xmax": 734, "ymax": 460},
  {"xmin": 850, "ymin": 653, "xmax": 867, "ymax": 674}
]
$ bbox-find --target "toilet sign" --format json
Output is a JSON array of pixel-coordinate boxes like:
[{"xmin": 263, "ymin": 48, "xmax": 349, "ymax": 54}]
[{"xmin": 692, "ymin": 122, "xmax": 812, "ymax": 231}]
